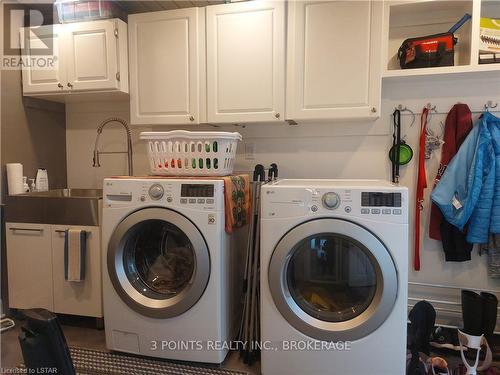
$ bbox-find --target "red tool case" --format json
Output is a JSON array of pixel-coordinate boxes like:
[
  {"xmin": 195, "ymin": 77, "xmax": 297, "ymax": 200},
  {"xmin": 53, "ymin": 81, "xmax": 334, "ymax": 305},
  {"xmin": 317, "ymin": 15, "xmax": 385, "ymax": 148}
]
[
  {"xmin": 398, "ymin": 33, "xmax": 456, "ymax": 69},
  {"xmin": 397, "ymin": 14, "xmax": 471, "ymax": 69}
]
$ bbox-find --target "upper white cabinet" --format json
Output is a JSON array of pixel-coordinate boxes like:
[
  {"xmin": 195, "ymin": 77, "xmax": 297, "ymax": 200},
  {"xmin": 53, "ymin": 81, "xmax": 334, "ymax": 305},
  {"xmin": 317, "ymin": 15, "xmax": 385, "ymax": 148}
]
[
  {"xmin": 21, "ymin": 24, "xmax": 66, "ymax": 94},
  {"xmin": 128, "ymin": 8, "xmax": 204, "ymax": 125},
  {"xmin": 206, "ymin": 1, "xmax": 285, "ymax": 123},
  {"xmin": 286, "ymin": 1, "xmax": 383, "ymax": 121},
  {"xmin": 21, "ymin": 19, "xmax": 128, "ymax": 96}
]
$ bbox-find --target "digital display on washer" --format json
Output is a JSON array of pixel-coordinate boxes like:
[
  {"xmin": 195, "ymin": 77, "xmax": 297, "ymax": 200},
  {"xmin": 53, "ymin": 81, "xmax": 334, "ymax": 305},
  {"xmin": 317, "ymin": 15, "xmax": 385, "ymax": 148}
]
[
  {"xmin": 361, "ymin": 192, "xmax": 402, "ymax": 207},
  {"xmin": 181, "ymin": 184, "xmax": 214, "ymax": 198}
]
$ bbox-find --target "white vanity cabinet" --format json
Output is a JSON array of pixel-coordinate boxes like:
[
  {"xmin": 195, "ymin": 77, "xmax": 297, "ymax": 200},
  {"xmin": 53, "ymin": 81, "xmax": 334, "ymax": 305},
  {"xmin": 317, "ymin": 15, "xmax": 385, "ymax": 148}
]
[
  {"xmin": 206, "ymin": 1, "xmax": 285, "ymax": 123},
  {"xmin": 6, "ymin": 222, "xmax": 102, "ymax": 318},
  {"xmin": 286, "ymin": 0, "xmax": 383, "ymax": 121},
  {"xmin": 6, "ymin": 223, "xmax": 53, "ymax": 310},
  {"xmin": 51, "ymin": 226, "xmax": 102, "ymax": 317},
  {"xmin": 128, "ymin": 8, "xmax": 205, "ymax": 125},
  {"xmin": 21, "ymin": 19, "xmax": 128, "ymax": 96}
]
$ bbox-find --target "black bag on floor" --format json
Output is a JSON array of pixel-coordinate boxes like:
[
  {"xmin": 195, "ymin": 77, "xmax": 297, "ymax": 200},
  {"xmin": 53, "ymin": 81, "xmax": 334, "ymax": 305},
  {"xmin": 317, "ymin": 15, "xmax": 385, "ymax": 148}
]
[{"xmin": 18, "ymin": 308, "xmax": 75, "ymax": 375}]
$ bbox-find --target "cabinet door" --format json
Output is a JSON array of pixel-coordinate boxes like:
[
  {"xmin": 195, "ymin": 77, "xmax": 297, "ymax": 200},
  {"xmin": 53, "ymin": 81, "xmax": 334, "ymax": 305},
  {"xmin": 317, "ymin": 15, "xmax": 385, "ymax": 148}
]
[
  {"xmin": 129, "ymin": 8, "xmax": 202, "ymax": 125},
  {"xmin": 51, "ymin": 226, "xmax": 102, "ymax": 317},
  {"xmin": 286, "ymin": 1, "xmax": 382, "ymax": 120},
  {"xmin": 65, "ymin": 19, "xmax": 119, "ymax": 91},
  {"xmin": 21, "ymin": 24, "xmax": 67, "ymax": 94},
  {"xmin": 6, "ymin": 223, "xmax": 53, "ymax": 310},
  {"xmin": 206, "ymin": 1, "xmax": 285, "ymax": 123}
]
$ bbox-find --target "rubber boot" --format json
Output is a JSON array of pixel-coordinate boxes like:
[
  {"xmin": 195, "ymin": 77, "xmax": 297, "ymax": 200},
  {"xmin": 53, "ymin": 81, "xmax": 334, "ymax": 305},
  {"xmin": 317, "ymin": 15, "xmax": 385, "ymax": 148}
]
[
  {"xmin": 481, "ymin": 292, "xmax": 498, "ymax": 340},
  {"xmin": 462, "ymin": 290, "xmax": 484, "ymax": 336},
  {"xmin": 481, "ymin": 292, "xmax": 498, "ymax": 360}
]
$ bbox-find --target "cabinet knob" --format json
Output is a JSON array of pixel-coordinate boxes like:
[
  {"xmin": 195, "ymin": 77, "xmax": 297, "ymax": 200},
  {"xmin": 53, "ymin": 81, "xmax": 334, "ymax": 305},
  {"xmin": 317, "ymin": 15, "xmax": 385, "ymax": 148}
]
[
  {"xmin": 67, "ymin": 82, "xmax": 73, "ymax": 88},
  {"xmin": 371, "ymin": 107, "xmax": 377, "ymax": 113},
  {"xmin": 57, "ymin": 83, "xmax": 63, "ymax": 88},
  {"xmin": 189, "ymin": 116, "xmax": 195, "ymax": 122},
  {"xmin": 275, "ymin": 113, "xmax": 280, "ymax": 119}
]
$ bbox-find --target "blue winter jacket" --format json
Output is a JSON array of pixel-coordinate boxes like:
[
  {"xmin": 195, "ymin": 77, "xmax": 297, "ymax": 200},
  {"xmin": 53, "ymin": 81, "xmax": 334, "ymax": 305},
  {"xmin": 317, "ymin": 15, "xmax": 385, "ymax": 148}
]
[{"xmin": 431, "ymin": 112, "xmax": 500, "ymax": 244}]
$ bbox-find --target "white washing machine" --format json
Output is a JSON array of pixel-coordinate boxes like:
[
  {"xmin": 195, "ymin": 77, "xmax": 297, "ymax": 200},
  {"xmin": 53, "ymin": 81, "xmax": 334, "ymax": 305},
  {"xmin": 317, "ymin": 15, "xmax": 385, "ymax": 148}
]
[
  {"xmin": 260, "ymin": 179, "xmax": 409, "ymax": 375},
  {"xmin": 102, "ymin": 177, "xmax": 242, "ymax": 363}
]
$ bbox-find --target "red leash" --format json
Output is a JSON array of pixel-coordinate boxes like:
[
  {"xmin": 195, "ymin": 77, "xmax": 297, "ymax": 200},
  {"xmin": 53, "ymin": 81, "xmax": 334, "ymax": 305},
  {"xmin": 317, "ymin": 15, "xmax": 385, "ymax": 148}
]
[{"xmin": 415, "ymin": 107, "xmax": 429, "ymax": 271}]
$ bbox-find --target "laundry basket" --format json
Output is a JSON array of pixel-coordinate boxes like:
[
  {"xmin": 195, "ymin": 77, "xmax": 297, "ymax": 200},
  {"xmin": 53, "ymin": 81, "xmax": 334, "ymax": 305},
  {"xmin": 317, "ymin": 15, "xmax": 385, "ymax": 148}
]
[{"xmin": 140, "ymin": 131, "xmax": 242, "ymax": 176}]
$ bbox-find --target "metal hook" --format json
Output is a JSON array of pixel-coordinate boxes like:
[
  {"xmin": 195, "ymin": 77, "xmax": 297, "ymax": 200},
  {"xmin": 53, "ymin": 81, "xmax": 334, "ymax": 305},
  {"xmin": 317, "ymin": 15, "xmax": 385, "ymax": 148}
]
[
  {"xmin": 426, "ymin": 103, "xmax": 438, "ymax": 112},
  {"xmin": 425, "ymin": 103, "xmax": 438, "ymax": 125},
  {"xmin": 484, "ymin": 100, "xmax": 498, "ymax": 112},
  {"xmin": 396, "ymin": 104, "xmax": 416, "ymax": 128}
]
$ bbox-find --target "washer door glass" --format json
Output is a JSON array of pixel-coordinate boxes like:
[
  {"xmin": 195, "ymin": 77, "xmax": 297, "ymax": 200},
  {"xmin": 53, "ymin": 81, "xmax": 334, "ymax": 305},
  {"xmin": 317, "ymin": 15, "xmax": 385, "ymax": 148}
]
[
  {"xmin": 269, "ymin": 218, "xmax": 398, "ymax": 342},
  {"xmin": 123, "ymin": 219, "xmax": 195, "ymax": 299},
  {"xmin": 286, "ymin": 234, "xmax": 377, "ymax": 323},
  {"xmin": 108, "ymin": 208, "xmax": 210, "ymax": 319}
]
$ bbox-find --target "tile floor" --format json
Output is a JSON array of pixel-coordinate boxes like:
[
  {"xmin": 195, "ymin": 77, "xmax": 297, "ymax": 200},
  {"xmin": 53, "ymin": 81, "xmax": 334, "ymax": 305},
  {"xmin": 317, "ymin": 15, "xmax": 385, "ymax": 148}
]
[
  {"xmin": 2, "ymin": 316, "xmax": 499, "ymax": 375},
  {"xmin": 0, "ymin": 316, "xmax": 260, "ymax": 375}
]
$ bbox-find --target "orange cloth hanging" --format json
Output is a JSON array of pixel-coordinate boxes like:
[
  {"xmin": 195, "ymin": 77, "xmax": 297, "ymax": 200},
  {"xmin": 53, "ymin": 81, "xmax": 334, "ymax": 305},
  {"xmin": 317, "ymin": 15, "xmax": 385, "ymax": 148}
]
[{"xmin": 223, "ymin": 174, "xmax": 252, "ymax": 234}]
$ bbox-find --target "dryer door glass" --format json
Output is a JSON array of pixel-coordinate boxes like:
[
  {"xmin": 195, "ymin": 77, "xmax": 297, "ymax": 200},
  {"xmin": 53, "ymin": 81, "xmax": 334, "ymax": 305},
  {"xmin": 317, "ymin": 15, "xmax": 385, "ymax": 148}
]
[
  {"xmin": 286, "ymin": 234, "xmax": 376, "ymax": 323},
  {"xmin": 123, "ymin": 219, "xmax": 195, "ymax": 299},
  {"xmin": 268, "ymin": 218, "xmax": 398, "ymax": 341}
]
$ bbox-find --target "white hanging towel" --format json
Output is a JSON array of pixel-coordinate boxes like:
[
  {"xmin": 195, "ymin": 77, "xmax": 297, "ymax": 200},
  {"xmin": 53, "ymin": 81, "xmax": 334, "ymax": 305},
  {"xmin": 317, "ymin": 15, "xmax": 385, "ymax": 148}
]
[{"xmin": 64, "ymin": 229, "xmax": 87, "ymax": 282}]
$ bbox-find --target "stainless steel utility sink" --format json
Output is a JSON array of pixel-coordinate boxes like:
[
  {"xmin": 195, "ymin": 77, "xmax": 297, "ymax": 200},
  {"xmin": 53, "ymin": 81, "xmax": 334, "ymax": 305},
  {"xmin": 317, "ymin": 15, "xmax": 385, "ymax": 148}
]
[
  {"xmin": 5, "ymin": 188, "xmax": 102, "ymax": 226},
  {"xmin": 21, "ymin": 188, "xmax": 103, "ymax": 198}
]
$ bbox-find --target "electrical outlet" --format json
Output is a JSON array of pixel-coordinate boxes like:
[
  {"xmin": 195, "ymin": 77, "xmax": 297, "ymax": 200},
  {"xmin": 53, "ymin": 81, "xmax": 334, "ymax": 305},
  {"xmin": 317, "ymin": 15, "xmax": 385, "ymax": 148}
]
[{"xmin": 245, "ymin": 143, "xmax": 256, "ymax": 160}]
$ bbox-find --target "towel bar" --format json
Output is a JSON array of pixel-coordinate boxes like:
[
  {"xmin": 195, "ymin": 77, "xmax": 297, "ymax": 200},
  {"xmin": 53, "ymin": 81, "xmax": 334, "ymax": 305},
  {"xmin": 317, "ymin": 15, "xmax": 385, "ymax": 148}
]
[{"xmin": 55, "ymin": 229, "xmax": 91, "ymax": 235}]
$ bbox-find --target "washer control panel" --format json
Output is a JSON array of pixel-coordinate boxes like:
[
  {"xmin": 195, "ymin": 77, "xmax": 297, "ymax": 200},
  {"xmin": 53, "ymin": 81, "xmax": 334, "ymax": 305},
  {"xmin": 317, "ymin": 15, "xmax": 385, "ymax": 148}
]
[{"xmin": 104, "ymin": 179, "xmax": 222, "ymax": 211}]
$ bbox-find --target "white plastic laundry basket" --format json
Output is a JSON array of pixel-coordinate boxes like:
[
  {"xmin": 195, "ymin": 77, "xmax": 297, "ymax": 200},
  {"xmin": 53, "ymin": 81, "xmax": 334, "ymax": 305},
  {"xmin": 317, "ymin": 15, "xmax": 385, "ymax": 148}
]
[{"xmin": 140, "ymin": 131, "xmax": 242, "ymax": 176}]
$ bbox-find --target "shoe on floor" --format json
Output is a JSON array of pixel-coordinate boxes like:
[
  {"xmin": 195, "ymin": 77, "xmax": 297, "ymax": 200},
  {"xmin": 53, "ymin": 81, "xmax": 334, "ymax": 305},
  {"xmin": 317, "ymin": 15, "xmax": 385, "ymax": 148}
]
[
  {"xmin": 426, "ymin": 357, "xmax": 449, "ymax": 375},
  {"xmin": 430, "ymin": 327, "xmax": 464, "ymax": 351}
]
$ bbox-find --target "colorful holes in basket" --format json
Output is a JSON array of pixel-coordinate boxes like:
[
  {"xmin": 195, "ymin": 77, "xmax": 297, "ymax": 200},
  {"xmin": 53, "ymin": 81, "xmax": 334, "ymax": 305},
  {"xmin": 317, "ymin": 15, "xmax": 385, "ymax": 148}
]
[
  {"xmin": 206, "ymin": 158, "xmax": 211, "ymax": 169},
  {"xmin": 213, "ymin": 142, "xmax": 218, "ymax": 152},
  {"xmin": 214, "ymin": 158, "xmax": 218, "ymax": 169},
  {"xmin": 198, "ymin": 158, "xmax": 203, "ymax": 169}
]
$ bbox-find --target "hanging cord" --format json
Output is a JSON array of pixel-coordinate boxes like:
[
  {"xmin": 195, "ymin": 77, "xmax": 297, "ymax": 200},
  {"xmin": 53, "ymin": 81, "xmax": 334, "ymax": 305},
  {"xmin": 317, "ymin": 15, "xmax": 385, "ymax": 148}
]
[
  {"xmin": 415, "ymin": 107, "xmax": 429, "ymax": 271},
  {"xmin": 391, "ymin": 109, "xmax": 402, "ymax": 184}
]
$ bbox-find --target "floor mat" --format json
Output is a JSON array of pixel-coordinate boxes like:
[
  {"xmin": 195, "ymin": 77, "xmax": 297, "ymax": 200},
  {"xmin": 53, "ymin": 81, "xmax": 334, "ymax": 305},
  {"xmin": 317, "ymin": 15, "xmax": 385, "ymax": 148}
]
[{"xmin": 24, "ymin": 347, "xmax": 249, "ymax": 375}]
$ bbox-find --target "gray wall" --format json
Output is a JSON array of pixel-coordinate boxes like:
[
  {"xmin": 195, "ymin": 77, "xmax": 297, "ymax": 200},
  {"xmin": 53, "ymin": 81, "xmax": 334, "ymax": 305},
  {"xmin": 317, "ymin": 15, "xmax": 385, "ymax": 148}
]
[
  {"xmin": 1, "ymin": 54, "xmax": 67, "ymax": 312},
  {"xmin": 1, "ymin": 69, "xmax": 68, "ymax": 199}
]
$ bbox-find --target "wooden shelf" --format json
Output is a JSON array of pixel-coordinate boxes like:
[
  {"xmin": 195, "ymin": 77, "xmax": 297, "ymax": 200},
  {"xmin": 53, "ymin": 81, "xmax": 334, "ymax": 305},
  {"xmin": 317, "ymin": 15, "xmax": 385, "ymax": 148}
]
[{"xmin": 383, "ymin": 63, "xmax": 500, "ymax": 78}]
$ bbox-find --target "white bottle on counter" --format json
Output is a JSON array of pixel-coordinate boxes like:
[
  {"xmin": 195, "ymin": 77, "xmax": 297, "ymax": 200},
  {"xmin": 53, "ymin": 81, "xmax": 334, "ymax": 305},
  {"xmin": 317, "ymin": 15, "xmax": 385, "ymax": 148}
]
[
  {"xmin": 23, "ymin": 176, "xmax": 29, "ymax": 193},
  {"xmin": 35, "ymin": 168, "xmax": 49, "ymax": 191}
]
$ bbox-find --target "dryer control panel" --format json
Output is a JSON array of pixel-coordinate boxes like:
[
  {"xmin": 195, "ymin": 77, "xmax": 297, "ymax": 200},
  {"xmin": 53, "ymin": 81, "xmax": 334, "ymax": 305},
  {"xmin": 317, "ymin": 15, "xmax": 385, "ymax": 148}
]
[{"xmin": 261, "ymin": 183, "xmax": 408, "ymax": 224}]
